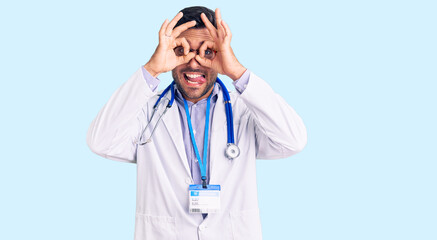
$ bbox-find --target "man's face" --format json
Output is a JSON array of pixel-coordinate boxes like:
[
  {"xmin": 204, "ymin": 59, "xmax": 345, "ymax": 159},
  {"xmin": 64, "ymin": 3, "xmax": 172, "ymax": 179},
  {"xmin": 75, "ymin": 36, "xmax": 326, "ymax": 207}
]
[{"xmin": 172, "ymin": 28, "xmax": 217, "ymax": 103}]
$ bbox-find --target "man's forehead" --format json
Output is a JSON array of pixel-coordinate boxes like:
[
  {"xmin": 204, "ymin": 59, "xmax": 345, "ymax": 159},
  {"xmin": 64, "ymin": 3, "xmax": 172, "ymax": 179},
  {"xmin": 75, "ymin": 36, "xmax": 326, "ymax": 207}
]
[{"xmin": 178, "ymin": 28, "xmax": 213, "ymax": 42}]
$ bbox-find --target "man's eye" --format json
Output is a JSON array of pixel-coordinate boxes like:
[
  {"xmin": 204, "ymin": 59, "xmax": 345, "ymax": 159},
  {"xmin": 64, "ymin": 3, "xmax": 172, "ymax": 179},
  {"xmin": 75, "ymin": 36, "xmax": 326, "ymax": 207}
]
[
  {"xmin": 204, "ymin": 48, "xmax": 216, "ymax": 59},
  {"xmin": 174, "ymin": 47, "xmax": 184, "ymax": 56}
]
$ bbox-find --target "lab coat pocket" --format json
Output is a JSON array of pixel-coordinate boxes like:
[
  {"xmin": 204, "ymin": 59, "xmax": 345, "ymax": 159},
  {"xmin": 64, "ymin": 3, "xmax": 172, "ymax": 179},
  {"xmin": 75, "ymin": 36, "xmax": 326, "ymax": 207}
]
[
  {"xmin": 134, "ymin": 213, "xmax": 176, "ymax": 240},
  {"xmin": 230, "ymin": 209, "xmax": 262, "ymax": 240}
]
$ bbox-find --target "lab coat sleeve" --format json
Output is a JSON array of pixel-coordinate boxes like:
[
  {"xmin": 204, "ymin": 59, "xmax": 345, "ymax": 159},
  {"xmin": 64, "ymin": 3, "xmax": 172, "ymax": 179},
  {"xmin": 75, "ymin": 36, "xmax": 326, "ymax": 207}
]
[
  {"xmin": 86, "ymin": 67, "xmax": 155, "ymax": 163},
  {"xmin": 238, "ymin": 72, "xmax": 307, "ymax": 159}
]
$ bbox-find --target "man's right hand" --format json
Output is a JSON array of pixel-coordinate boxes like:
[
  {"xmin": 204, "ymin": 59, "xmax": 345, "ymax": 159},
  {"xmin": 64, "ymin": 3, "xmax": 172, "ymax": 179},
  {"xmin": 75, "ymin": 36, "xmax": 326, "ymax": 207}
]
[{"xmin": 144, "ymin": 12, "xmax": 197, "ymax": 77}]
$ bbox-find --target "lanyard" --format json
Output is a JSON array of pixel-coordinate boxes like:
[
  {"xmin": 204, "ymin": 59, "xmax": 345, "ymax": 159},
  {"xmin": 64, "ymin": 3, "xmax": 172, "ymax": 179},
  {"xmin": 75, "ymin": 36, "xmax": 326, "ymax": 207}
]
[{"xmin": 183, "ymin": 93, "xmax": 212, "ymax": 188}]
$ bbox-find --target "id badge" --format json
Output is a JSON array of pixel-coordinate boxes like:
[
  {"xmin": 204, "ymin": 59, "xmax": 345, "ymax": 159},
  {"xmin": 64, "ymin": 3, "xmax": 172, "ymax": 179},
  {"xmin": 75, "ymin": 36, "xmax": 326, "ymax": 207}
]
[{"xmin": 189, "ymin": 185, "xmax": 221, "ymax": 214}]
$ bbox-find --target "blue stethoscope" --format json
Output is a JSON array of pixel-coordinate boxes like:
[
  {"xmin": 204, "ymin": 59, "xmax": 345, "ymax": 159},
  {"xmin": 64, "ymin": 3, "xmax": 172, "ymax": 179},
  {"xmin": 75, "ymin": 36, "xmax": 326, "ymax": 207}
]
[{"xmin": 139, "ymin": 77, "xmax": 240, "ymax": 160}]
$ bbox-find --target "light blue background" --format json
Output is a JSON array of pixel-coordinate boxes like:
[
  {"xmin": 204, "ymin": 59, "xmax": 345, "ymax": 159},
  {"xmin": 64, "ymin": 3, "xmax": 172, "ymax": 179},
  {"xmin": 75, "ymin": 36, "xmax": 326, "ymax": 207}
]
[{"xmin": 1, "ymin": 0, "xmax": 436, "ymax": 239}]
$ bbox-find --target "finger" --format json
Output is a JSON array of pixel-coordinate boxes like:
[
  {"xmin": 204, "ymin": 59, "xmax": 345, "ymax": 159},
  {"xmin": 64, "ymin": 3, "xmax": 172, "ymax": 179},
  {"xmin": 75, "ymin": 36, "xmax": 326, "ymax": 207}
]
[
  {"xmin": 215, "ymin": 9, "xmax": 225, "ymax": 39},
  {"xmin": 221, "ymin": 20, "xmax": 232, "ymax": 40},
  {"xmin": 182, "ymin": 52, "xmax": 196, "ymax": 63},
  {"xmin": 215, "ymin": 8, "xmax": 222, "ymax": 26},
  {"xmin": 200, "ymin": 13, "xmax": 218, "ymax": 38},
  {"xmin": 165, "ymin": 12, "xmax": 183, "ymax": 36},
  {"xmin": 174, "ymin": 37, "xmax": 190, "ymax": 55},
  {"xmin": 195, "ymin": 55, "xmax": 213, "ymax": 68},
  {"xmin": 198, "ymin": 41, "xmax": 215, "ymax": 58},
  {"xmin": 172, "ymin": 20, "xmax": 196, "ymax": 37},
  {"xmin": 159, "ymin": 19, "xmax": 169, "ymax": 37},
  {"xmin": 216, "ymin": 8, "xmax": 222, "ymax": 21},
  {"xmin": 175, "ymin": 52, "xmax": 195, "ymax": 66}
]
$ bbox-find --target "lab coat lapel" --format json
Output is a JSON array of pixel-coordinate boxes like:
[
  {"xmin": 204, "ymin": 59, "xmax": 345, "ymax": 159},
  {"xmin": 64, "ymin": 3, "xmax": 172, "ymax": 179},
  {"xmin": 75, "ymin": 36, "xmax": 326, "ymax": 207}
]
[
  {"xmin": 209, "ymin": 91, "xmax": 227, "ymax": 183},
  {"xmin": 161, "ymin": 97, "xmax": 191, "ymax": 177}
]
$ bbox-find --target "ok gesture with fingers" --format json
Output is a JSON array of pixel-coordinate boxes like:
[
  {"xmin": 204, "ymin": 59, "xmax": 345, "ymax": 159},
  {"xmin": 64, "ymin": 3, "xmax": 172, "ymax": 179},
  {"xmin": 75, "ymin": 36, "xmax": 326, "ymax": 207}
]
[
  {"xmin": 145, "ymin": 12, "xmax": 197, "ymax": 77},
  {"xmin": 195, "ymin": 9, "xmax": 246, "ymax": 81}
]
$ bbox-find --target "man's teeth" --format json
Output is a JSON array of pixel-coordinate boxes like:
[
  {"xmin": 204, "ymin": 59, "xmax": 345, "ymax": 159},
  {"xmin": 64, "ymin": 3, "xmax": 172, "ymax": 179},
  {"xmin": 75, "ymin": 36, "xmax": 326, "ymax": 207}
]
[
  {"xmin": 187, "ymin": 80, "xmax": 197, "ymax": 84},
  {"xmin": 186, "ymin": 73, "xmax": 202, "ymax": 78}
]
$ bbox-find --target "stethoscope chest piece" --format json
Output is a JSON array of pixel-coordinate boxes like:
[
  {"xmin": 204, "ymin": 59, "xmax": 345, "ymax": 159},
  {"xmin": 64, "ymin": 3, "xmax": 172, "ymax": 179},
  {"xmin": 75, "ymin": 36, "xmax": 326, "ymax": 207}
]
[{"xmin": 225, "ymin": 143, "xmax": 240, "ymax": 160}]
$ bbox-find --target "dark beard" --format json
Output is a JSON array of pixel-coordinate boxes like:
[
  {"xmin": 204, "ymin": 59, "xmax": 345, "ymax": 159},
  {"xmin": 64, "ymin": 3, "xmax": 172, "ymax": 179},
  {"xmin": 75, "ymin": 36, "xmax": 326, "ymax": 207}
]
[{"xmin": 172, "ymin": 71, "xmax": 217, "ymax": 101}]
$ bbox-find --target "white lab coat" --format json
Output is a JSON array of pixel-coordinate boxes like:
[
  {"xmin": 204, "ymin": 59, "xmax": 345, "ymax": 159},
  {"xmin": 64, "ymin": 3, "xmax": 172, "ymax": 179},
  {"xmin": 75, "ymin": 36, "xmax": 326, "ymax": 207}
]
[{"xmin": 87, "ymin": 67, "xmax": 307, "ymax": 240}]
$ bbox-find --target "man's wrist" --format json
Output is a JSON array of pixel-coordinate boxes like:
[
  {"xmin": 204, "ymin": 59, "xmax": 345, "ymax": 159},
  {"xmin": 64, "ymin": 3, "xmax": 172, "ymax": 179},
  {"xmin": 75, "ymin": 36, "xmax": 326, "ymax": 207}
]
[
  {"xmin": 228, "ymin": 65, "xmax": 247, "ymax": 81},
  {"xmin": 144, "ymin": 63, "xmax": 160, "ymax": 78}
]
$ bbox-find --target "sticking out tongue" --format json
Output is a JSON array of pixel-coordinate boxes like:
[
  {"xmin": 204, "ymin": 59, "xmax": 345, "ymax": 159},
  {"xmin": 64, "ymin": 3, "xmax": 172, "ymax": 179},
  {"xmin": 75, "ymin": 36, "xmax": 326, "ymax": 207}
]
[{"xmin": 184, "ymin": 73, "xmax": 206, "ymax": 85}]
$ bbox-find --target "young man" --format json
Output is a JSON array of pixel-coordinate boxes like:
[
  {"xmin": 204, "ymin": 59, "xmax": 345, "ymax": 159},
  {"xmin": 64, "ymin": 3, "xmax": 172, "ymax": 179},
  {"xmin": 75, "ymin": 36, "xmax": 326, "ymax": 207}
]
[{"xmin": 87, "ymin": 6, "xmax": 307, "ymax": 240}]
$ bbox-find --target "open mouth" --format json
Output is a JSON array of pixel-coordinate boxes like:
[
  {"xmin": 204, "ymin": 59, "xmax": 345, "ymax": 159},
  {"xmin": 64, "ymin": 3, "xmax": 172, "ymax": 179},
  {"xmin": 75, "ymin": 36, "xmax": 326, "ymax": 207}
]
[{"xmin": 184, "ymin": 73, "xmax": 206, "ymax": 86}]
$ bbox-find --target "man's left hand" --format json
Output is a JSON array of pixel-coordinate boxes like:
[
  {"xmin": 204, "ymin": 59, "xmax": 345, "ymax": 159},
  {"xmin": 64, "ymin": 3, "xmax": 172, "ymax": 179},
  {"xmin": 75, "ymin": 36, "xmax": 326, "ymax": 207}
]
[{"xmin": 195, "ymin": 9, "xmax": 246, "ymax": 81}]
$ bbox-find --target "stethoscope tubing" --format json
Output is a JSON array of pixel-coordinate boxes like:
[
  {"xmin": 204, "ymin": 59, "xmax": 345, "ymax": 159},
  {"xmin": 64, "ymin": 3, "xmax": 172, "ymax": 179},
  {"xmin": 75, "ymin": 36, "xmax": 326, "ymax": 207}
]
[
  {"xmin": 216, "ymin": 78, "xmax": 235, "ymax": 144},
  {"xmin": 153, "ymin": 82, "xmax": 175, "ymax": 109},
  {"xmin": 140, "ymin": 78, "xmax": 237, "ymax": 149},
  {"xmin": 139, "ymin": 83, "xmax": 174, "ymax": 145}
]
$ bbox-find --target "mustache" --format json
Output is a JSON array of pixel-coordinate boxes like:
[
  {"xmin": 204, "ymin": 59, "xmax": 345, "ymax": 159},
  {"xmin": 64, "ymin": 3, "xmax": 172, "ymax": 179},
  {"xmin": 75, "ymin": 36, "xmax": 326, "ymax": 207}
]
[{"xmin": 180, "ymin": 68, "xmax": 206, "ymax": 74}]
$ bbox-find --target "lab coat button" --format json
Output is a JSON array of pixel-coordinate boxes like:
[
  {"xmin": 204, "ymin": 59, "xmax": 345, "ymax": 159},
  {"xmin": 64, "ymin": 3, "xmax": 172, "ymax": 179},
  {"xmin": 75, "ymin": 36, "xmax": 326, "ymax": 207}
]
[
  {"xmin": 185, "ymin": 177, "xmax": 193, "ymax": 184},
  {"xmin": 199, "ymin": 225, "xmax": 206, "ymax": 230}
]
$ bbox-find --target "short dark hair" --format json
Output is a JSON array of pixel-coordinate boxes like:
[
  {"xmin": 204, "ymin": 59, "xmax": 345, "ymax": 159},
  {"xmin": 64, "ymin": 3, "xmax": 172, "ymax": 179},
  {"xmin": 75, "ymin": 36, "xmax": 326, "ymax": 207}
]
[{"xmin": 174, "ymin": 6, "xmax": 217, "ymax": 29}]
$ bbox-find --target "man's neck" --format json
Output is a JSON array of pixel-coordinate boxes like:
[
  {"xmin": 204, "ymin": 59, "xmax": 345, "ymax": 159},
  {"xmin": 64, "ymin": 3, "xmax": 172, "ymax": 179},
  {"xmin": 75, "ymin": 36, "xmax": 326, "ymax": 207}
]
[{"xmin": 182, "ymin": 86, "xmax": 215, "ymax": 104}]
